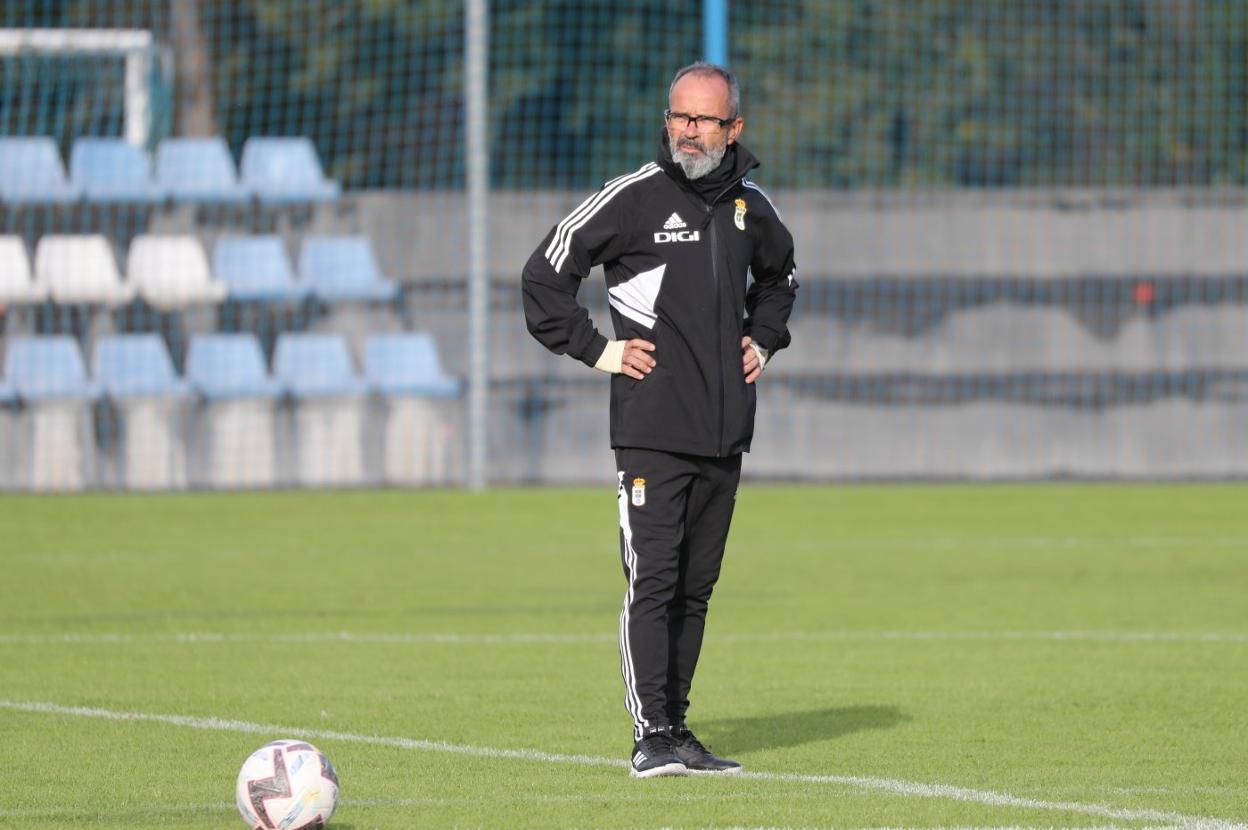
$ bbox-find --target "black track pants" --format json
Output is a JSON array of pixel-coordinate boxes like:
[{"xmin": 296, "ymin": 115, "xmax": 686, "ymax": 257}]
[{"xmin": 614, "ymin": 447, "xmax": 742, "ymax": 740}]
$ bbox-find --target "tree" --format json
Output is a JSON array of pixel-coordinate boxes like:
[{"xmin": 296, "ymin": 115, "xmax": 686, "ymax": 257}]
[{"xmin": 172, "ymin": 0, "xmax": 218, "ymax": 136}]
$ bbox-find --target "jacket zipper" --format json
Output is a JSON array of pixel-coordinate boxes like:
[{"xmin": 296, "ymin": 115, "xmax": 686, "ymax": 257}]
[
  {"xmin": 707, "ymin": 206, "xmax": 724, "ymax": 457},
  {"xmin": 703, "ymin": 178, "xmax": 740, "ymax": 458}
]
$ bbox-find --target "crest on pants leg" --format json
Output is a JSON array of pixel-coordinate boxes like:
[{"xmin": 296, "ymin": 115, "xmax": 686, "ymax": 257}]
[{"xmin": 631, "ymin": 477, "xmax": 646, "ymax": 507}]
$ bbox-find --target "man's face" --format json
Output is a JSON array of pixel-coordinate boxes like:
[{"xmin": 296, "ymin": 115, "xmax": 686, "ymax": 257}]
[{"xmin": 667, "ymin": 73, "xmax": 744, "ymax": 180}]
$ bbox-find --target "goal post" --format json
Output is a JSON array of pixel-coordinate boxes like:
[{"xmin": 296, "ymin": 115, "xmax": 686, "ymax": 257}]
[{"xmin": 0, "ymin": 28, "xmax": 157, "ymax": 147}]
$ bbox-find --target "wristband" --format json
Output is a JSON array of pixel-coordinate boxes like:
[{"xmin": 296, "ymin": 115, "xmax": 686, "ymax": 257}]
[
  {"xmin": 594, "ymin": 339, "xmax": 626, "ymax": 374},
  {"xmin": 748, "ymin": 341, "xmax": 769, "ymax": 372}
]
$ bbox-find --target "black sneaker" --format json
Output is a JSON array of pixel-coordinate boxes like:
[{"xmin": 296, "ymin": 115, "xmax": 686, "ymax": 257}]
[
  {"xmin": 629, "ymin": 729, "xmax": 689, "ymax": 778},
  {"xmin": 671, "ymin": 726, "xmax": 741, "ymax": 774}
]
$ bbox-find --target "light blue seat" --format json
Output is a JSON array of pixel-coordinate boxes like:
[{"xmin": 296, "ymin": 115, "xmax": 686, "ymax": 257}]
[
  {"xmin": 298, "ymin": 236, "xmax": 399, "ymax": 302},
  {"xmin": 240, "ymin": 137, "xmax": 341, "ymax": 204},
  {"xmin": 4, "ymin": 337, "xmax": 101, "ymax": 401},
  {"xmin": 185, "ymin": 334, "xmax": 284, "ymax": 400},
  {"xmin": 185, "ymin": 333, "xmax": 284, "ymax": 488},
  {"xmin": 92, "ymin": 335, "xmax": 192, "ymax": 399},
  {"xmin": 0, "ymin": 379, "xmax": 16, "ymax": 405},
  {"xmin": 4, "ymin": 336, "xmax": 101, "ymax": 490},
  {"xmin": 70, "ymin": 138, "xmax": 164, "ymax": 204},
  {"xmin": 0, "ymin": 137, "xmax": 82, "ymax": 205},
  {"xmin": 274, "ymin": 332, "xmax": 370, "ymax": 486},
  {"xmin": 364, "ymin": 333, "xmax": 460, "ymax": 397},
  {"xmin": 212, "ymin": 236, "xmax": 310, "ymax": 303},
  {"xmin": 273, "ymin": 333, "xmax": 369, "ymax": 398},
  {"xmin": 91, "ymin": 335, "xmax": 192, "ymax": 490},
  {"xmin": 155, "ymin": 138, "xmax": 251, "ymax": 204}
]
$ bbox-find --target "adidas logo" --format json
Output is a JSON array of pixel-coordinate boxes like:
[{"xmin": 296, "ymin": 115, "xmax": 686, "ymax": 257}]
[{"xmin": 662, "ymin": 212, "xmax": 686, "ymax": 230}]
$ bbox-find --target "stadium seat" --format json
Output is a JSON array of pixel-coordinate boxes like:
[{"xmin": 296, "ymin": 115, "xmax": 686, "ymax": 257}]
[
  {"xmin": 363, "ymin": 333, "xmax": 461, "ymax": 397},
  {"xmin": 0, "ymin": 236, "xmax": 47, "ymax": 305},
  {"xmin": 126, "ymin": 234, "xmax": 228, "ymax": 310},
  {"xmin": 274, "ymin": 333, "xmax": 369, "ymax": 486},
  {"xmin": 0, "ymin": 137, "xmax": 81, "ymax": 205},
  {"xmin": 185, "ymin": 333, "xmax": 284, "ymax": 488},
  {"xmin": 3, "ymin": 336, "xmax": 101, "ymax": 491},
  {"xmin": 364, "ymin": 333, "xmax": 460, "ymax": 485},
  {"xmin": 92, "ymin": 335, "xmax": 193, "ymax": 490},
  {"xmin": 298, "ymin": 236, "xmax": 399, "ymax": 303},
  {"xmin": 33, "ymin": 235, "xmax": 136, "ymax": 305},
  {"xmin": 155, "ymin": 137, "xmax": 251, "ymax": 204},
  {"xmin": 70, "ymin": 138, "xmax": 164, "ymax": 204},
  {"xmin": 273, "ymin": 333, "xmax": 369, "ymax": 399},
  {"xmin": 0, "ymin": 376, "xmax": 16, "ymax": 490},
  {"xmin": 4, "ymin": 336, "xmax": 102, "ymax": 402},
  {"xmin": 240, "ymin": 137, "xmax": 341, "ymax": 204},
  {"xmin": 93, "ymin": 334, "xmax": 192, "ymax": 399},
  {"xmin": 212, "ymin": 236, "xmax": 310, "ymax": 303},
  {"xmin": 185, "ymin": 333, "xmax": 284, "ymax": 401}
]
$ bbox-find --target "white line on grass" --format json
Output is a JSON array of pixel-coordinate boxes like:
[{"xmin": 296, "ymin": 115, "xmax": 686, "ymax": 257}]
[
  {"xmin": 693, "ymin": 823, "xmax": 1188, "ymax": 828},
  {"xmin": 0, "ymin": 803, "xmax": 234, "ymax": 819},
  {"xmin": 0, "ymin": 631, "xmax": 1246, "ymax": 646},
  {"xmin": 0, "ymin": 700, "xmax": 1241, "ymax": 830},
  {"xmin": 718, "ymin": 632, "xmax": 1248, "ymax": 644},
  {"xmin": 0, "ymin": 801, "xmax": 1187, "ymax": 830},
  {"xmin": 6, "ymin": 800, "xmax": 1171, "ymax": 826},
  {"xmin": 0, "ymin": 631, "xmax": 615, "ymax": 645},
  {"xmin": 785, "ymin": 536, "xmax": 1248, "ymax": 552}
]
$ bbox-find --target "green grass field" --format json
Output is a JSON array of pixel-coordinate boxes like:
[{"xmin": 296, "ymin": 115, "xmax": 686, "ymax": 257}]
[{"xmin": 1, "ymin": 484, "xmax": 1245, "ymax": 829}]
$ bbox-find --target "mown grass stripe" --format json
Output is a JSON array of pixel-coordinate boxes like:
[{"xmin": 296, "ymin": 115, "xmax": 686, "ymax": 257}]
[
  {"xmin": 1, "ymin": 699, "xmax": 1241, "ymax": 830},
  {"xmin": 1, "ymin": 631, "xmax": 1245, "ymax": 646}
]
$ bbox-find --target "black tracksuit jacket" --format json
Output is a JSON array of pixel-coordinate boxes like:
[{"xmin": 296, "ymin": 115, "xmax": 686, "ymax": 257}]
[{"xmin": 522, "ymin": 134, "xmax": 798, "ymax": 457}]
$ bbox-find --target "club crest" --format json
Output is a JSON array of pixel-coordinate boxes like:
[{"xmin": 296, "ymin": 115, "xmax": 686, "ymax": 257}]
[
  {"xmin": 733, "ymin": 198, "xmax": 747, "ymax": 231},
  {"xmin": 631, "ymin": 477, "xmax": 646, "ymax": 507}
]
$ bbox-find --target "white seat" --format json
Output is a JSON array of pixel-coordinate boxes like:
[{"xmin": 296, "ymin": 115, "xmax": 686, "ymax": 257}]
[
  {"xmin": 126, "ymin": 234, "xmax": 228, "ymax": 310},
  {"xmin": 33, "ymin": 235, "xmax": 135, "ymax": 305},
  {"xmin": 0, "ymin": 237, "xmax": 47, "ymax": 304}
]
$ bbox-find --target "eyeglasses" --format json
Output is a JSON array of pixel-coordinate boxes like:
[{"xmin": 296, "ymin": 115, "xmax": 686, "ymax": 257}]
[{"xmin": 664, "ymin": 110, "xmax": 736, "ymax": 132}]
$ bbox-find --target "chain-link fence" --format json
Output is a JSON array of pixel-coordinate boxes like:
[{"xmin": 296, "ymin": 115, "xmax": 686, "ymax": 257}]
[{"xmin": 1, "ymin": 0, "xmax": 1246, "ymax": 489}]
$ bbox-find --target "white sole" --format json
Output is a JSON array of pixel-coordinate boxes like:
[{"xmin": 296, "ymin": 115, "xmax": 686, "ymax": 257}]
[
  {"xmin": 687, "ymin": 765, "xmax": 743, "ymax": 775},
  {"xmin": 629, "ymin": 761, "xmax": 689, "ymax": 778}
]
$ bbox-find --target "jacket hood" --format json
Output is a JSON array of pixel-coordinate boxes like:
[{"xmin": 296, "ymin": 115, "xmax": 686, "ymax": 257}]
[{"xmin": 656, "ymin": 127, "xmax": 760, "ymax": 202}]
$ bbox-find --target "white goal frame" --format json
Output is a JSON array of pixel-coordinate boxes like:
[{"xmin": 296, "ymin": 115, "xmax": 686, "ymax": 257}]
[{"xmin": 0, "ymin": 28, "xmax": 155, "ymax": 146}]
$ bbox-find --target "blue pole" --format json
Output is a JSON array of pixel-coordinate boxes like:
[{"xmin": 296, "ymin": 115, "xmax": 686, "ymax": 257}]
[{"xmin": 704, "ymin": 0, "xmax": 727, "ymax": 65}]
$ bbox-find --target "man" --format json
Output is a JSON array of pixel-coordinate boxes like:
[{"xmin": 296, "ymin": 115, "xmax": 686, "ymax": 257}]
[{"xmin": 521, "ymin": 62, "xmax": 798, "ymax": 778}]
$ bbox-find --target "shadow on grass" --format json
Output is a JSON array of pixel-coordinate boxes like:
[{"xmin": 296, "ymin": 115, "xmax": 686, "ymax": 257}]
[{"xmin": 698, "ymin": 704, "xmax": 908, "ymax": 753}]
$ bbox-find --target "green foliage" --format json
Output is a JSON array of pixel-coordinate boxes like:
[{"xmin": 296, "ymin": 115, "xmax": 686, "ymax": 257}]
[
  {"xmin": 1, "ymin": 0, "xmax": 1246, "ymax": 188},
  {"xmin": 734, "ymin": 0, "xmax": 1248, "ymax": 186}
]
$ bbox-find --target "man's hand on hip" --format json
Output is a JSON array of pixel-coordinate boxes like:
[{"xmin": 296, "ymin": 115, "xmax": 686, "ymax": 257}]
[
  {"xmin": 742, "ymin": 337, "xmax": 768, "ymax": 383},
  {"xmin": 595, "ymin": 339, "xmax": 656, "ymax": 380}
]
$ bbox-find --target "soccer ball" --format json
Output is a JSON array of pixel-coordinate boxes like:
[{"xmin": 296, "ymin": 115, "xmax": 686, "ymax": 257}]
[{"xmin": 235, "ymin": 739, "xmax": 340, "ymax": 829}]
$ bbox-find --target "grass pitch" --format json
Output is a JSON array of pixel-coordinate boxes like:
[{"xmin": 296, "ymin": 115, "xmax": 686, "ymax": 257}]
[{"xmin": 1, "ymin": 484, "xmax": 1245, "ymax": 829}]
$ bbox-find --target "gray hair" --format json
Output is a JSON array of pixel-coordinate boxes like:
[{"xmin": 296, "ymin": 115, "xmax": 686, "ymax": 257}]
[{"xmin": 668, "ymin": 61, "xmax": 740, "ymax": 119}]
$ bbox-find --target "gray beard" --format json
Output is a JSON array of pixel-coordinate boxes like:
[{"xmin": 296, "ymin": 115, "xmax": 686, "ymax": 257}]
[{"xmin": 670, "ymin": 135, "xmax": 726, "ymax": 180}]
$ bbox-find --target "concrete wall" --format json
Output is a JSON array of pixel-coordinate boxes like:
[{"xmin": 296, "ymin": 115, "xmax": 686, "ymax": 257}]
[
  {"xmin": 332, "ymin": 188, "xmax": 1248, "ymax": 282},
  {"xmin": 161, "ymin": 188, "xmax": 1248, "ymax": 482}
]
